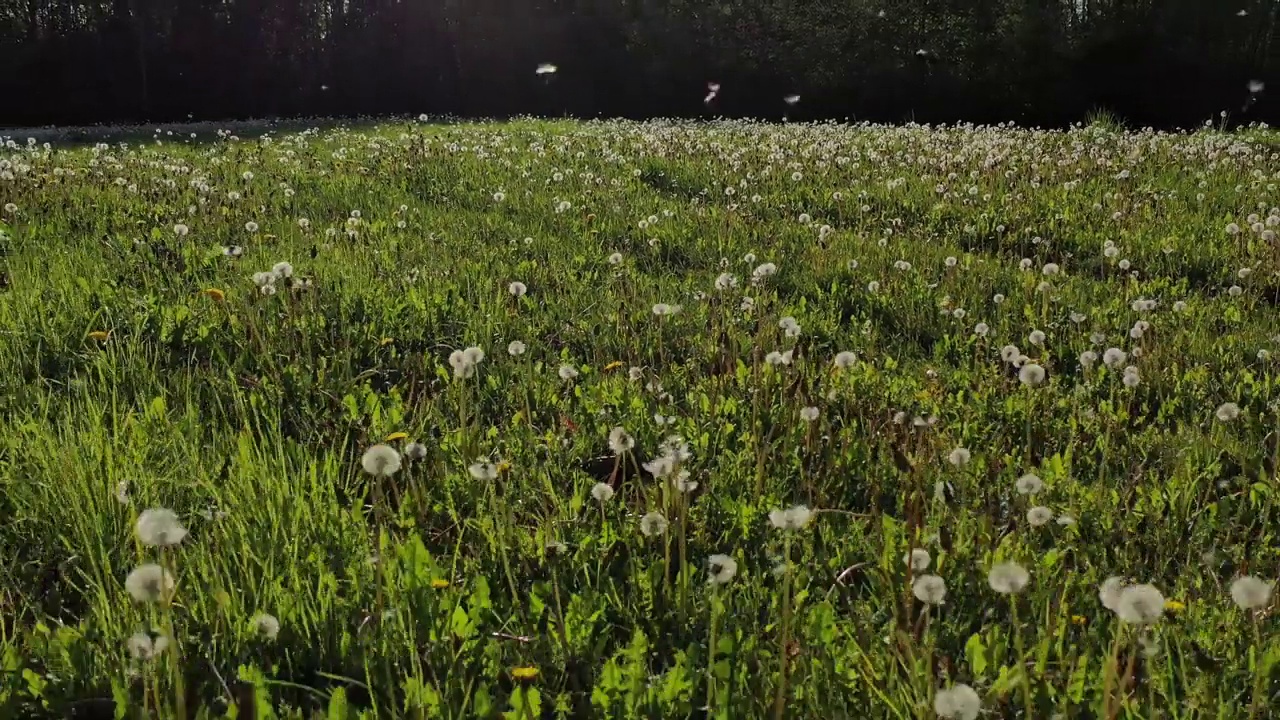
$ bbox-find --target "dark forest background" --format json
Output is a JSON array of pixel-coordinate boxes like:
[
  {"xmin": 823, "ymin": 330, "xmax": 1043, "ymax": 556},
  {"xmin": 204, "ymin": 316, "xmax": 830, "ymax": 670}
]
[{"xmin": 0, "ymin": 0, "xmax": 1276, "ymax": 128}]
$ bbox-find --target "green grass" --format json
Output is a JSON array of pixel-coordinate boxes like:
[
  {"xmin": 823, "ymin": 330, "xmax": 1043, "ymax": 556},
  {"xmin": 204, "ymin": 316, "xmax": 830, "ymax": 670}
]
[{"xmin": 1, "ymin": 118, "xmax": 1279, "ymax": 719}]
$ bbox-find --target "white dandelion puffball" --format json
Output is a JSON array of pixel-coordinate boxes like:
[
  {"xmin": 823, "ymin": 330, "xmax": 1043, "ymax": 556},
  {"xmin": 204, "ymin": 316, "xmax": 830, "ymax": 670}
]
[
  {"xmin": 1019, "ymin": 363, "xmax": 1046, "ymax": 387},
  {"xmin": 905, "ymin": 548, "xmax": 931, "ymax": 572},
  {"xmin": 912, "ymin": 574, "xmax": 947, "ymax": 605},
  {"xmin": 135, "ymin": 508, "xmax": 188, "ymax": 547},
  {"xmin": 127, "ymin": 632, "xmax": 165, "ymax": 661},
  {"xmin": 987, "ymin": 561, "xmax": 1030, "ymax": 594},
  {"xmin": 608, "ymin": 252, "xmax": 623, "ymax": 265},
  {"xmin": 508, "ymin": 281, "xmax": 527, "ymax": 297},
  {"xmin": 608, "ymin": 427, "xmax": 634, "ymax": 455},
  {"xmin": 173, "ymin": 223, "xmax": 189, "ymax": 237},
  {"xmin": 1027, "ymin": 506, "xmax": 1054, "ymax": 527},
  {"xmin": 707, "ymin": 554, "xmax": 739, "ymax": 585},
  {"xmin": 934, "ymin": 683, "xmax": 981, "ymax": 720},
  {"xmin": 558, "ymin": 364, "xmax": 579, "ymax": 380},
  {"xmin": 252, "ymin": 612, "xmax": 281, "ymax": 640},
  {"xmin": 1028, "ymin": 330, "xmax": 1046, "ymax": 346},
  {"xmin": 1230, "ymin": 576, "xmax": 1274, "ymax": 610},
  {"xmin": 1099, "ymin": 576, "xmax": 1126, "ymax": 610},
  {"xmin": 948, "ymin": 447, "xmax": 971, "ymax": 468},
  {"xmin": 448, "ymin": 350, "xmax": 476, "ymax": 378},
  {"xmin": 1016, "ymin": 473, "xmax": 1044, "ymax": 495},
  {"xmin": 591, "ymin": 482, "xmax": 615, "ymax": 503},
  {"xmin": 1079, "ymin": 350, "xmax": 1098, "ymax": 369},
  {"xmin": 640, "ymin": 511, "xmax": 668, "ymax": 537},
  {"xmin": 1000, "ymin": 344, "xmax": 1021, "ymax": 363},
  {"xmin": 507, "ymin": 340, "xmax": 527, "ymax": 356},
  {"xmin": 1103, "ymin": 348, "xmax": 1127, "ymax": 369},
  {"xmin": 768, "ymin": 505, "xmax": 814, "ymax": 531},
  {"xmin": 1215, "ymin": 402, "xmax": 1241, "ymax": 422},
  {"xmin": 799, "ymin": 406, "xmax": 820, "ymax": 422},
  {"xmin": 125, "ymin": 564, "xmax": 175, "ymax": 603},
  {"xmin": 783, "ymin": 94, "xmax": 801, "ymax": 105},
  {"xmin": 536, "ymin": 62, "xmax": 558, "ymax": 75},
  {"xmin": 361, "ymin": 444, "xmax": 402, "ymax": 477},
  {"xmin": 1114, "ymin": 584, "xmax": 1165, "ymax": 625},
  {"xmin": 834, "ymin": 351, "xmax": 857, "ymax": 369},
  {"xmin": 403, "ymin": 442, "xmax": 428, "ymax": 462},
  {"xmin": 468, "ymin": 462, "xmax": 498, "ymax": 481},
  {"xmin": 974, "ymin": 322, "xmax": 989, "ymax": 337}
]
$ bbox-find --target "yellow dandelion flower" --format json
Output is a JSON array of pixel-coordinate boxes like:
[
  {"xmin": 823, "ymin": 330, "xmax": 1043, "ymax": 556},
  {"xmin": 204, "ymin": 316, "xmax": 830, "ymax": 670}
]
[
  {"xmin": 384, "ymin": 431, "xmax": 409, "ymax": 442},
  {"xmin": 1164, "ymin": 600, "xmax": 1186, "ymax": 613},
  {"xmin": 379, "ymin": 337, "xmax": 395, "ymax": 347},
  {"xmin": 430, "ymin": 579, "xmax": 451, "ymax": 589},
  {"xmin": 603, "ymin": 360, "xmax": 624, "ymax": 372},
  {"xmin": 496, "ymin": 460, "xmax": 512, "ymax": 474},
  {"xmin": 1071, "ymin": 615, "xmax": 1087, "ymax": 626},
  {"xmin": 511, "ymin": 666, "xmax": 539, "ymax": 682},
  {"xmin": 204, "ymin": 288, "xmax": 226, "ymax": 302},
  {"xmin": 87, "ymin": 331, "xmax": 110, "ymax": 342}
]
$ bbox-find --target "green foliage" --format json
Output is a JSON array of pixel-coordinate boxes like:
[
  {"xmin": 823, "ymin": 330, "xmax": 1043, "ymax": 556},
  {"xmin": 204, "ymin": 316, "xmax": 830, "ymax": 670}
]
[{"xmin": 0, "ymin": 118, "xmax": 1278, "ymax": 718}]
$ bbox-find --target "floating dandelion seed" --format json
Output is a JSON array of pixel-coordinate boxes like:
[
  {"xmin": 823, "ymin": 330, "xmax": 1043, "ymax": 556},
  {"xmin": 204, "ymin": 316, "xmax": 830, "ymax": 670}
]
[
  {"xmin": 905, "ymin": 548, "xmax": 931, "ymax": 571},
  {"xmin": 934, "ymin": 683, "xmax": 980, "ymax": 720},
  {"xmin": 1114, "ymin": 584, "xmax": 1165, "ymax": 625},
  {"xmin": 591, "ymin": 482, "xmax": 615, "ymax": 503},
  {"xmin": 987, "ymin": 561, "xmax": 1030, "ymax": 594},
  {"xmin": 783, "ymin": 94, "xmax": 801, "ymax": 106},
  {"xmin": 912, "ymin": 574, "xmax": 947, "ymax": 605},
  {"xmin": 707, "ymin": 554, "xmax": 739, "ymax": 585},
  {"xmin": 135, "ymin": 508, "xmax": 187, "ymax": 547},
  {"xmin": 536, "ymin": 63, "xmax": 558, "ymax": 75},
  {"xmin": 1248, "ymin": 80, "xmax": 1265, "ymax": 94},
  {"xmin": 640, "ymin": 511, "xmax": 668, "ymax": 537},
  {"xmin": 125, "ymin": 564, "xmax": 175, "ymax": 603},
  {"xmin": 1230, "ymin": 576, "xmax": 1273, "ymax": 610}
]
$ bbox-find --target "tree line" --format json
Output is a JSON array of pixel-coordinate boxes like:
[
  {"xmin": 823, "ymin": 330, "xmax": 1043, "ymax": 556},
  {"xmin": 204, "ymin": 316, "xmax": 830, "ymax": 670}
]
[{"xmin": 0, "ymin": 0, "xmax": 1275, "ymax": 128}]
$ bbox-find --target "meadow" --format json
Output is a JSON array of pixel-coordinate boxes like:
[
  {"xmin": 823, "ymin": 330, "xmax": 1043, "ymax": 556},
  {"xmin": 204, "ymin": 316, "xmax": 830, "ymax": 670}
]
[{"xmin": 0, "ymin": 117, "xmax": 1279, "ymax": 719}]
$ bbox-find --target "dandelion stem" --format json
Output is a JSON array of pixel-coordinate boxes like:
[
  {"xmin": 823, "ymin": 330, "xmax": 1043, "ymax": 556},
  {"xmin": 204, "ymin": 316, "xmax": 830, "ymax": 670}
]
[
  {"xmin": 705, "ymin": 587, "xmax": 720, "ymax": 714},
  {"xmin": 1010, "ymin": 596, "xmax": 1033, "ymax": 718},
  {"xmin": 772, "ymin": 534, "xmax": 794, "ymax": 720}
]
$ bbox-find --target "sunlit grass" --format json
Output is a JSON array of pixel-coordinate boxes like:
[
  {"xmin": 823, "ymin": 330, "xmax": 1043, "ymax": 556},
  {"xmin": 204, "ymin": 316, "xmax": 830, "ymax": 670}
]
[{"xmin": 0, "ymin": 118, "xmax": 1278, "ymax": 718}]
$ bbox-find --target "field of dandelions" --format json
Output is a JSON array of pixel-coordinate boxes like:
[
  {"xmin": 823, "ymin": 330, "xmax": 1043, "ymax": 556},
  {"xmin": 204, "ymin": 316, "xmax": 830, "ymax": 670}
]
[{"xmin": 1, "ymin": 118, "xmax": 1280, "ymax": 719}]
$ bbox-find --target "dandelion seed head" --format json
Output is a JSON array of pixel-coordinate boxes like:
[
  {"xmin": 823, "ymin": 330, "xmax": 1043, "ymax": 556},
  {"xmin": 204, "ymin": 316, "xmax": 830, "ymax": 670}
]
[
  {"xmin": 1114, "ymin": 583, "xmax": 1165, "ymax": 625},
  {"xmin": 1230, "ymin": 576, "xmax": 1273, "ymax": 610},
  {"xmin": 591, "ymin": 482, "xmax": 615, "ymax": 503},
  {"xmin": 135, "ymin": 508, "xmax": 187, "ymax": 547},
  {"xmin": 912, "ymin": 574, "xmax": 947, "ymax": 605},
  {"xmin": 361, "ymin": 444, "xmax": 402, "ymax": 477},
  {"xmin": 124, "ymin": 564, "xmax": 175, "ymax": 603},
  {"xmin": 987, "ymin": 561, "xmax": 1030, "ymax": 594}
]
